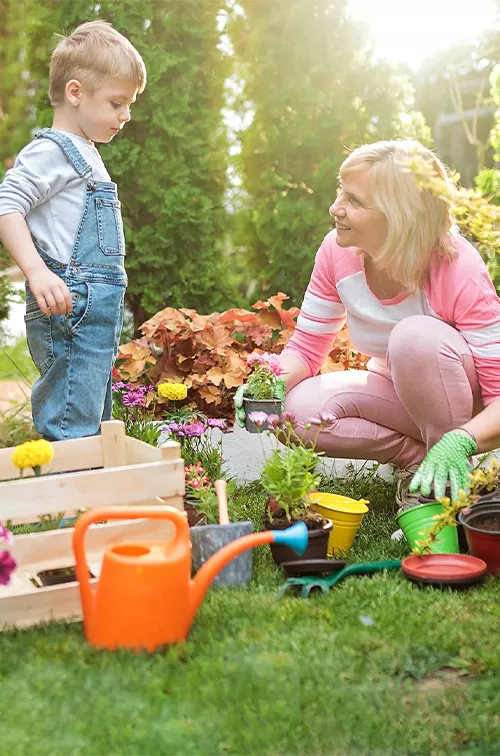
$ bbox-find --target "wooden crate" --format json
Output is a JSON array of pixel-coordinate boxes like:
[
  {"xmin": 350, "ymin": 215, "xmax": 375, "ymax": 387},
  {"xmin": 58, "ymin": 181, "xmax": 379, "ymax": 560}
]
[{"xmin": 0, "ymin": 420, "xmax": 185, "ymax": 630}]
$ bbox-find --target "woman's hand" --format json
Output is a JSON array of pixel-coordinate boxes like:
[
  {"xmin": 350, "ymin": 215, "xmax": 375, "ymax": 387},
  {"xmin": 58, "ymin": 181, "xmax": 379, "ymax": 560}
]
[{"xmin": 409, "ymin": 431, "xmax": 477, "ymax": 501}]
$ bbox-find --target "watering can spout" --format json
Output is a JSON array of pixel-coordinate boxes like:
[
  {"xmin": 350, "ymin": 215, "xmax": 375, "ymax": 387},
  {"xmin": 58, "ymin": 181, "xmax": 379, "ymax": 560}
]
[{"xmin": 189, "ymin": 521, "xmax": 308, "ymax": 624}]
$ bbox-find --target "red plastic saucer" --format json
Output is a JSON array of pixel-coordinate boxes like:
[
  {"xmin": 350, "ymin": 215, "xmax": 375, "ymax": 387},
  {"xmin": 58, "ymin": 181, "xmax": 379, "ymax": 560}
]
[{"xmin": 402, "ymin": 553, "xmax": 487, "ymax": 588}]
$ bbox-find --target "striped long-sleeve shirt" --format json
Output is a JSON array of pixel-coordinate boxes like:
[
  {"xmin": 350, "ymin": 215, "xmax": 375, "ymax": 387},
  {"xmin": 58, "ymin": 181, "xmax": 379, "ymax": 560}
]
[{"xmin": 282, "ymin": 230, "xmax": 500, "ymax": 405}]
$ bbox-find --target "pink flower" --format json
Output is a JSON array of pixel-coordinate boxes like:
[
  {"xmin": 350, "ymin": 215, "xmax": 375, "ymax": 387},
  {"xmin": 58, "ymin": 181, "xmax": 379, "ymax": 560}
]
[
  {"xmin": 0, "ymin": 550, "xmax": 17, "ymax": 586},
  {"xmin": 248, "ymin": 411, "xmax": 269, "ymax": 426},
  {"xmin": 267, "ymin": 414, "xmax": 281, "ymax": 428},
  {"xmin": 0, "ymin": 525, "xmax": 13, "ymax": 545},
  {"xmin": 281, "ymin": 411, "xmax": 296, "ymax": 424}
]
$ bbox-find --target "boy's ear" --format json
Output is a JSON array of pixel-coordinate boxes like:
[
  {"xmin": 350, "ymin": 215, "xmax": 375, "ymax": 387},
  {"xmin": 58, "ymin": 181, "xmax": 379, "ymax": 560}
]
[{"xmin": 65, "ymin": 79, "xmax": 83, "ymax": 106}]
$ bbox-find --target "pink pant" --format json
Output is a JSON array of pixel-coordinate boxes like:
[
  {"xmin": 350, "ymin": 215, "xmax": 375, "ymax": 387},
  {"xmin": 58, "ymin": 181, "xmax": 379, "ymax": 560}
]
[{"xmin": 285, "ymin": 316, "xmax": 483, "ymax": 469}]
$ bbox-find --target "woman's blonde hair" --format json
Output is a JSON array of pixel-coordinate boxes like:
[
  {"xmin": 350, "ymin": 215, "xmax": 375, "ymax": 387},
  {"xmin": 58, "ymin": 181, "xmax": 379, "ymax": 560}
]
[
  {"xmin": 340, "ymin": 140, "xmax": 457, "ymax": 292},
  {"xmin": 49, "ymin": 20, "xmax": 147, "ymax": 106}
]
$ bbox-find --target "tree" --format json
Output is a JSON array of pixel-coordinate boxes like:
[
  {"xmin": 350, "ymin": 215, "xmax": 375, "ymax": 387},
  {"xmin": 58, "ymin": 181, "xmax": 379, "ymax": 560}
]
[
  {"xmin": 229, "ymin": 0, "xmax": 430, "ymax": 304},
  {"xmin": 14, "ymin": 0, "xmax": 237, "ymax": 328}
]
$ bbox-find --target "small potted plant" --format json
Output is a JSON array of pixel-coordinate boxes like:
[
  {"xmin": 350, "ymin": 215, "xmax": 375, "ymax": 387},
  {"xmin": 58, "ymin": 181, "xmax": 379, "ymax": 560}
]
[
  {"xmin": 183, "ymin": 462, "xmax": 213, "ymax": 526},
  {"xmin": 412, "ymin": 458, "xmax": 500, "ymax": 574},
  {"xmin": 252, "ymin": 411, "xmax": 333, "ymax": 565},
  {"xmin": 241, "ymin": 352, "xmax": 285, "ymax": 433}
]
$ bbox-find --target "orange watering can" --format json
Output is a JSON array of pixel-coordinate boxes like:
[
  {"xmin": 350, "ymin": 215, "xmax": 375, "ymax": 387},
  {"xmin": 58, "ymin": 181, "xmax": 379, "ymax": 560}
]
[{"xmin": 72, "ymin": 506, "xmax": 308, "ymax": 652}]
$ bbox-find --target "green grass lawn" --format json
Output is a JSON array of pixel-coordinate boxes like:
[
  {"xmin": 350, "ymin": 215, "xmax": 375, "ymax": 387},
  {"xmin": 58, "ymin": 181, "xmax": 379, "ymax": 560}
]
[{"xmin": 1, "ymin": 479, "xmax": 500, "ymax": 755}]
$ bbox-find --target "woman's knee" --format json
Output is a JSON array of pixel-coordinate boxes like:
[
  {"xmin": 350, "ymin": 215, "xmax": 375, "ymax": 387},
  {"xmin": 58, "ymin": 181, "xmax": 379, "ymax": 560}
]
[{"xmin": 388, "ymin": 315, "xmax": 449, "ymax": 367}]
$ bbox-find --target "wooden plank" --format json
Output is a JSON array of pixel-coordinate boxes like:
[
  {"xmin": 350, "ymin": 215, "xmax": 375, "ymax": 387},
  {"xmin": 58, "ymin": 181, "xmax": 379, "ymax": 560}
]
[
  {"xmin": 0, "ymin": 434, "xmax": 103, "ymax": 480},
  {"xmin": 101, "ymin": 420, "xmax": 127, "ymax": 468},
  {"xmin": 0, "ymin": 582, "xmax": 88, "ymax": 629},
  {"xmin": 0, "ymin": 460, "xmax": 185, "ymax": 521},
  {"xmin": 125, "ymin": 436, "xmax": 181, "ymax": 465},
  {"xmin": 7, "ymin": 494, "xmax": 185, "ymax": 527},
  {"xmin": 10, "ymin": 517, "xmax": 176, "ymax": 568}
]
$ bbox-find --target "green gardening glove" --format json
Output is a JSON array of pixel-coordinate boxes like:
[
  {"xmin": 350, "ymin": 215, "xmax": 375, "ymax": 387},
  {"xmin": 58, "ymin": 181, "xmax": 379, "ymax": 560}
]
[
  {"xmin": 233, "ymin": 379, "xmax": 286, "ymax": 429},
  {"xmin": 409, "ymin": 430, "xmax": 477, "ymax": 501}
]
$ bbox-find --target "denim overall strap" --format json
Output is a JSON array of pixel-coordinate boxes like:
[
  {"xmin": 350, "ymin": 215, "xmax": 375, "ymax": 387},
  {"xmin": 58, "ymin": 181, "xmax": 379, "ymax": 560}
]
[
  {"xmin": 34, "ymin": 128, "xmax": 93, "ymax": 179},
  {"xmin": 27, "ymin": 129, "xmax": 127, "ymax": 440}
]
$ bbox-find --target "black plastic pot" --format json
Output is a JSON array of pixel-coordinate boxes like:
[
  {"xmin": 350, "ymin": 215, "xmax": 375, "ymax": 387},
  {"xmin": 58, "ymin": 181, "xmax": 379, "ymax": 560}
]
[
  {"xmin": 265, "ymin": 519, "xmax": 333, "ymax": 566},
  {"xmin": 37, "ymin": 566, "xmax": 93, "ymax": 586}
]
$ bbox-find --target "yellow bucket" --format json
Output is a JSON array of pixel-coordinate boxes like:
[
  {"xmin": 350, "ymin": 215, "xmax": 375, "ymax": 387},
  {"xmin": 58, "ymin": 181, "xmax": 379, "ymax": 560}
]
[{"xmin": 309, "ymin": 492, "xmax": 369, "ymax": 556}]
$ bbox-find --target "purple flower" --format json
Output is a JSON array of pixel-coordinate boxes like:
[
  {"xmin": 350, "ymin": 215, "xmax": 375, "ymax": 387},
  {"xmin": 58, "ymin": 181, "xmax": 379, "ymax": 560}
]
[
  {"xmin": 113, "ymin": 381, "xmax": 133, "ymax": 392},
  {"xmin": 0, "ymin": 525, "xmax": 13, "ymax": 545},
  {"xmin": 248, "ymin": 411, "xmax": 269, "ymax": 427},
  {"xmin": 207, "ymin": 418, "xmax": 227, "ymax": 430},
  {"xmin": 0, "ymin": 550, "xmax": 17, "ymax": 586},
  {"xmin": 123, "ymin": 390, "xmax": 147, "ymax": 407},
  {"xmin": 182, "ymin": 422, "xmax": 207, "ymax": 438}
]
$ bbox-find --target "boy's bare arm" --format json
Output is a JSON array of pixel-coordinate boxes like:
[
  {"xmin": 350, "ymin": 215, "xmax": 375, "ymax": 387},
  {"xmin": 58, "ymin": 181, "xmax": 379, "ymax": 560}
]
[{"xmin": 0, "ymin": 213, "xmax": 72, "ymax": 315}]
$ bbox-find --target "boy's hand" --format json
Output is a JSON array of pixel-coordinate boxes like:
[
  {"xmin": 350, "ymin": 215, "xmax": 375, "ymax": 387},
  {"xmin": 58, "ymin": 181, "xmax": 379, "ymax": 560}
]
[{"xmin": 28, "ymin": 268, "xmax": 73, "ymax": 316}]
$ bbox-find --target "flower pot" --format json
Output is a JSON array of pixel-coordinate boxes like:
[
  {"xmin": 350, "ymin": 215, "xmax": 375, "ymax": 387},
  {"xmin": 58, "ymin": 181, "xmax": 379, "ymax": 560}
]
[
  {"xmin": 243, "ymin": 397, "xmax": 282, "ymax": 433},
  {"xmin": 37, "ymin": 566, "xmax": 93, "ymax": 586},
  {"xmin": 183, "ymin": 495, "xmax": 205, "ymax": 527},
  {"xmin": 309, "ymin": 492, "xmax": 369, "ymax": 556},
  {"xmin": 265, "ymin": 517, "xmax": 333, "ymax": 566},
  {"xmin": 396, "ymin": 502, "xmax": 460, "ymax": 554},
  {"xmin": 190, "ymin": 521, "xmax": 254, "ymax": 586},
  {"xmin": 418, "ymin": 489, "xmax": 468, "ymax": 553},
  {"xmin": 458, "ymin": 501, "xmax": 500, "ymax": 574}
]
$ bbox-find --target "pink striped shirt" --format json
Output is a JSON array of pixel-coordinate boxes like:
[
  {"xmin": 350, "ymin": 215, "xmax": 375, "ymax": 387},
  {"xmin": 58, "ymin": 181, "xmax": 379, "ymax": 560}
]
[{"xmin": 282, "ymin": 231, "xmax": 500, "ymax": 405}]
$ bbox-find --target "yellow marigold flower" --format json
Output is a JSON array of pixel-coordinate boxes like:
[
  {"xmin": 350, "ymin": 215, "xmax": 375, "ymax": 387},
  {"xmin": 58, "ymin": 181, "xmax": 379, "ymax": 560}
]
[
  {"xmin": 157, "ymin": 382, "xmax": 187, "ymax": 401},
  {"xmin": 11, "ymin": 439, "xmax": 54, "ymax": 470}
]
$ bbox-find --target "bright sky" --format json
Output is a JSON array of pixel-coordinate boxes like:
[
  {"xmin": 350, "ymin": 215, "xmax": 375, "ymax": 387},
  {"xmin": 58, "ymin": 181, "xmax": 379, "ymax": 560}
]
[{"xmin": 347, "ymin": 0, "xmax": 498, "ymax": 69}]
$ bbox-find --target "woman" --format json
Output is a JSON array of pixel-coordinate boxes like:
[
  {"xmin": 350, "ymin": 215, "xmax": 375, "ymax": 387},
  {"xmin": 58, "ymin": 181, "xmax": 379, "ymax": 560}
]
[{"xmin": 237, "ymin": 140, "xmax": 500, "ymax": 510}]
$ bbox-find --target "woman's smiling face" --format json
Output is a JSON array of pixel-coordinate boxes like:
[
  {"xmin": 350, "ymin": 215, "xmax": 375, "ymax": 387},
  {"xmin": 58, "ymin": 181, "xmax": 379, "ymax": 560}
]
[{"xmin": 329, "ymin": 165, "xmax": 388, "ymax": 256}]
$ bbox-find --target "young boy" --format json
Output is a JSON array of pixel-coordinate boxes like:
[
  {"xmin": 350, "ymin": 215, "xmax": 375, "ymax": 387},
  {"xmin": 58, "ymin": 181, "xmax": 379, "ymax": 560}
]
[{"xmin": 0, "ymin": 21, "xmax": 146, "ymax": 440}]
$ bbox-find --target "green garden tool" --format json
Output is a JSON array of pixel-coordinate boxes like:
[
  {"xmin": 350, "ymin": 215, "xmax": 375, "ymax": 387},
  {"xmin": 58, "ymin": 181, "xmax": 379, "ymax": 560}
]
[{"xmin": 277, "ymin": 560, "xmax": 402, "ymax": 599}]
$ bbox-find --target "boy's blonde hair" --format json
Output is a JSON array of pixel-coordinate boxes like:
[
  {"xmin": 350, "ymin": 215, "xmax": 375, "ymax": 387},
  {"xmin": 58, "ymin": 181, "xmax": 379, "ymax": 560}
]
[
  {"xmin": 49, "ymin": 20, "xmax": 146, "ymax": 106},
  {"xmin": 340, "ymin": 140, "xmax": 457, "ymax": 292}
]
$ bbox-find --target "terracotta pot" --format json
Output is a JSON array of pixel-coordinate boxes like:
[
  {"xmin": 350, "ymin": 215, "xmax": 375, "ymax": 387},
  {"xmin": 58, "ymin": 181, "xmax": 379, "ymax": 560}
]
[
  {"xmin": 183, "ymin": 495, "xmax": 204, "ymax": 527},
  {"xmin": 458, "ymin": 501, "xmax": 500, "ymax": 574},
  {"xmin": 264, "ymin": 517, "xmax": 333, "ymax": 566}
]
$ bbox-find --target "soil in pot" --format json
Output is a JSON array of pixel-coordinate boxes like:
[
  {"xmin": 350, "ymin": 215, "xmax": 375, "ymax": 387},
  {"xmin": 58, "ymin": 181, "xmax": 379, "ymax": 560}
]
[
  {"xmin": 263, "ymin": 509, "xmax": 332, "ymax": 566},
  {"xmin": 37, "ymin": 566, "xmax": 94, "ymax": 587},
  {"xmin": 183, "ymin": 495, "xmax": 205, "ymax": 527}
]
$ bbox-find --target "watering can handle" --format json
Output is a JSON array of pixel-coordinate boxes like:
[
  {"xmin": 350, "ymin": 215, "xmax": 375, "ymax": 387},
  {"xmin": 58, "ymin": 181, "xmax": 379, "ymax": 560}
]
[{"xmin": 72, "ymin": 506, "xmax": 189, "ymax": 631}]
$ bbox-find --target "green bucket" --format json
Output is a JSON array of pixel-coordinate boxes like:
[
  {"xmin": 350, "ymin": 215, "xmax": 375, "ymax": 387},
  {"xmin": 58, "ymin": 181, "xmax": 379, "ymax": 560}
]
[{"xmin": 396, "ymin": 501, "xmax": 459, "ymax": 554}]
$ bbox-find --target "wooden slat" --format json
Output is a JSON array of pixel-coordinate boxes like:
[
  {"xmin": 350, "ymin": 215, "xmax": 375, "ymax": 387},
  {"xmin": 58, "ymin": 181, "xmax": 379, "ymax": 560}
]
[
  {"xmin": 124, "ymin": 436, "xmax": 181, "ymax": 465},
  {"xmin": 7, "ymin": 494, "xmax": 185, "ymax": 527},
  {"xmin": 0, "ymin": 434, "xmax": 103, "ymax": 479},
  {"xmin": 10, "ymin": 517, "xmax": 176, "ymax": 568},
  {"xmin": 0, "ymin": 582, "xmax": 88, "ymax": 629},
  {"xmin": 101, "ymin": 420, "xmax": 127, "ymax": 468},
  {"xmin": 0, "ymin": 460, "xmax": 185, "ymax": 521}
]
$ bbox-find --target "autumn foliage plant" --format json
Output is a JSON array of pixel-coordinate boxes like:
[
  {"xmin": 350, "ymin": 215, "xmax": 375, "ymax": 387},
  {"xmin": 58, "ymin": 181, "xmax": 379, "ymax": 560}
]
[{"xmin": 114, "ymin": 293, "xmax": 367, "ymax": 422}]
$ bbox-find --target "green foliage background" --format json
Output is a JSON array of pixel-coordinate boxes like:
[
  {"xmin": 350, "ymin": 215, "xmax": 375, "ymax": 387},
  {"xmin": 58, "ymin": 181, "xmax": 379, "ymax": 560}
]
[{"xmin": 0, "ymin": 0, "xmax": 498, "ymax": 329}]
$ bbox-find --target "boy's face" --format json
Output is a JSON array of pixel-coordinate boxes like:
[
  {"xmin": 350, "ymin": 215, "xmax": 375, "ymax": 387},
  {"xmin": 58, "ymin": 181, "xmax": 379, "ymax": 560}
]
[{"xmin": 68, "ymin": 77, "xmax": 138, "ymax": 143}]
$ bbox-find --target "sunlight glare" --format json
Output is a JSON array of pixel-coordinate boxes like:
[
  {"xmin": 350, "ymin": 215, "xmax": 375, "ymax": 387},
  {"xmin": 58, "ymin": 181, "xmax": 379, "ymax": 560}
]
[{"xmin": 347, "ymin": 0, "xmax": 498, "ymax": 69}]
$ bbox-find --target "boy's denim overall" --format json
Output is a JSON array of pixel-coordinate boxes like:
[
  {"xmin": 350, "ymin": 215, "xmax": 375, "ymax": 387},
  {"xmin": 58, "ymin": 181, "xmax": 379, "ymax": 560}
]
[{"xmin": 25, "ymin": 129, "xmax": 126, "ymax": 440}]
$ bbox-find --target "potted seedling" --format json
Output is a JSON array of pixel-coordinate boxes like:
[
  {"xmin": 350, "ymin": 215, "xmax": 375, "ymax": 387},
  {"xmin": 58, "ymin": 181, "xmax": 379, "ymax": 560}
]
[
  {"xmin": 240, "ymin": 352, "xmax": 285, "ymax": 433},
  {"xmin": 188, "ymin": 479, "xmax": 254, "ymax": 586},
  {"xmin": 253, "ymin": 411, "xmax": 333, "ymax": 566},
  {"xmin": 413, "ymin": 458, "xmax": 500, "ymax": 574}
]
